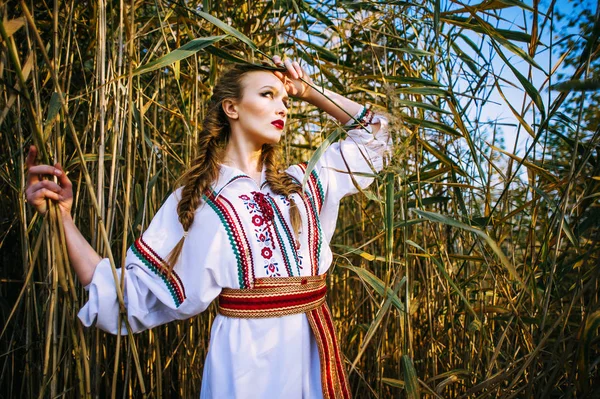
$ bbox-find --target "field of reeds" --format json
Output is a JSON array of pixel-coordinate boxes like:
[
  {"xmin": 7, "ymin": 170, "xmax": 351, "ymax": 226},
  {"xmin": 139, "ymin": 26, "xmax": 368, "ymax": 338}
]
[{"xmin": 1, "ymin": 0, "xmax": 599, "ymax": 397}]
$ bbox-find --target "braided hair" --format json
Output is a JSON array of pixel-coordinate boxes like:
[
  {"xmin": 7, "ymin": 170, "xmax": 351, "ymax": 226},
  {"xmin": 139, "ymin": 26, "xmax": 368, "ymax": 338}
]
[{"xmin": 166, "ymin": 64, "xmax": 302, "ymax": 271}]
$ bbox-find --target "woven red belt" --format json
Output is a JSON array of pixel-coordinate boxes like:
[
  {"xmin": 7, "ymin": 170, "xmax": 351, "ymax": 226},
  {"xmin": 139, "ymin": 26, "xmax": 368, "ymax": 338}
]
[{"xmin": 218, "ymin": 274, "xmax": 351, "ymax": 399}]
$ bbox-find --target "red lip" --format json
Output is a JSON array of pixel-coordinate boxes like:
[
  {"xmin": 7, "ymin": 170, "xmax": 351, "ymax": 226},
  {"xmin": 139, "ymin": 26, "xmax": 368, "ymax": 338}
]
[{"xmin": 271, "ymin": 120, "xmax": 284, "ymax": 129}]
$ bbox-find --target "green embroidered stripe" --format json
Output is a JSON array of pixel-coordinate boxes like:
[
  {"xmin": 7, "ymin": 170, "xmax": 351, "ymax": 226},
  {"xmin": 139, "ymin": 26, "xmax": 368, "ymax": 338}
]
[
  {"xmin": 289, "ymin": 174, "xmax": 322, "ymax": 275},
  {"xmin": 302, "ymin": 168, "xmax": 324, "ymax": 265},
  {"xmin": 311, "ymin": 169, "xmax": 325, "ymax": 209},
  {"xmin": 267, "ymin": 197, "xmax": 301, "ymax": 276},
  {"xmin": 203, "ymin": 194, "xmax": 246, "ymax": 289},
  {"xmin": 296, "ymin": 163, "xmax": 324, "ymax": 211},
  {"xmin": 131, "ymin": 245, "xmax": 181, "ymax": 306},
  {"xmin": 271, "ymin": 218, "xmax": 294, "ymax": 277},
  {"xmin": 305, "ymin": 194, "xmax": 323, "ymax": 269}
]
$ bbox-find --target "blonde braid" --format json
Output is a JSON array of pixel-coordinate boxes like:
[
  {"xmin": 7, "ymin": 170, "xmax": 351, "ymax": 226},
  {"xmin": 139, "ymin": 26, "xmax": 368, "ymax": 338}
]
[
  {"xmin": 166, "ymin": 63, "xmax": 301, "ymax": 270},
  {"xmin": 166, "ymin": 110, "xmax": 225, "ymax": 271}
]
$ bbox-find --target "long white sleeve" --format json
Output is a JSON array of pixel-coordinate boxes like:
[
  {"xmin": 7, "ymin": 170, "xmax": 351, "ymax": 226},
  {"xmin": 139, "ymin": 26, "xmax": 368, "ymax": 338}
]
[
  {"xmin": 78, "ymin": 190, "xmax": 222, "ymax": 334},
  {"xmin": 288, "ymin": 108, "xmax": 391, "ymax": 241}
]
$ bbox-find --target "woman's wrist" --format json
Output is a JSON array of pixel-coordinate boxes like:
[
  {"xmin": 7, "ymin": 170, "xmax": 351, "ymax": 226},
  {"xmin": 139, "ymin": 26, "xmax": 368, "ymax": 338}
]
[
  {"xmin": 59, "ymin": 208, "xmax": 74, "ymax": 223},
  {"xmin": 302, "ymin": 84, "xmax": 327, "ymax": 105},
  {"xmin": 303, "ymin": 86, "xmax": 363, "ymax": 125}
]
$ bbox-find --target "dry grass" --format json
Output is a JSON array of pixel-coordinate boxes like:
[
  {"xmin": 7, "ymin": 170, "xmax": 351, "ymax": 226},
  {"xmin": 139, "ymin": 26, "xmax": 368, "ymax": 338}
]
[{"xmin": 1, "ymin": 0, "xmax": 598, "ymax": 397}]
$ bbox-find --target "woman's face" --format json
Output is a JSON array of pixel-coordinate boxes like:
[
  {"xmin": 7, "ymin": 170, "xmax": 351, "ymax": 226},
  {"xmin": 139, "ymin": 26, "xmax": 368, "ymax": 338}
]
[{"xmin": 228, "ymin": 71, "xmax": 289, "ymax": 147}]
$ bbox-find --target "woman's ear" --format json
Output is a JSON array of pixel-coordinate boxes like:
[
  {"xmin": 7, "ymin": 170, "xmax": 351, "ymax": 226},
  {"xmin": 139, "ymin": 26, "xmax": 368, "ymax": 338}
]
[{"xmin": 222, "ymin": 99, "xmax": 239, "ymax": 120}]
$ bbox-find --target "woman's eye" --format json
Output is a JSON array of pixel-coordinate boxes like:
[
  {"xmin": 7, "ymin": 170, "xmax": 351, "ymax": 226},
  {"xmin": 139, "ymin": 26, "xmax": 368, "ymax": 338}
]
[{"xmin": 262, "ymin": 92, "xmax": 273, "ymax": 98}]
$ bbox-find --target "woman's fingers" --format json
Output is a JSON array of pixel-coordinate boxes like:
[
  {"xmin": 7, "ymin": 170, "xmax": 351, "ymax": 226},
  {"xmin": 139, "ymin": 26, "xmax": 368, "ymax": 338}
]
[
  {"xmin": 272, "ymin": 55, "xmax": 287, "ymax": 82},
  {"xmin": 26, "ymin": 146, "xmax": 40, "ymax": 186},
  {"xmin": 272, "ymin": 55, "xmax": 283, "ymax": 66},
  {"xmin": 271, "ymin": 56, "xmax": 313, "ymax": 99},
  {"xmin": 27, "ymin": 164, "xmax": 63, "ymax": 191},
  {"xmin": 291, "ymin": 61, "xmax": 303, "ymax": 79},
  {"xmin": 25, "ymin": 145, "xmax": 37, "ymax": 168},
  {"xmin": 24, "ymin": 153, "xmax": 73, "ymax": 213},
  {"xmin": 28, "ymin": 164, "xmax": 72, "ymax": 196},
  {"xmin": 26, "ymin": 180, "xmax": 61, "ymax": 205},
  {"xmin": 283, "ymin": 58, "xmax": 298, "ymax": 79},
  {"xmin": 26, "ymin": 178, "xmax": 69, "ymax": 214},
  {"xmin": 272, "ymin": 55, "xmax": 304, "ymax": 80},
  {"xmin": 31, "ymin": 187, "xmax": 61, "ymax": 202},
  {"xmin": 28, "ymin": 179, "xmax": 63, "ymax": 195},
  {"xmin": 54, "ymin": 163, "xmax": 72, "ymax": 190},
  {"xmin": 28, "ymin": 164, "xmax": 63, "ymax": 178}
]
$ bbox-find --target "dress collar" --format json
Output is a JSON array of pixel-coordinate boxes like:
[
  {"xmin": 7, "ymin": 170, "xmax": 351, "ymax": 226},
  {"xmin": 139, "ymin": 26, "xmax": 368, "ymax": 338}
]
[{"xmin": 212, "ymin": 163, "xmax": 268, "ymax": 196}]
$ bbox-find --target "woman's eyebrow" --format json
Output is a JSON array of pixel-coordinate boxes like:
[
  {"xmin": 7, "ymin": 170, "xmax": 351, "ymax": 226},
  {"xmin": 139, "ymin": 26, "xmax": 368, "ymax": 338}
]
[{"xmin": 260, "ymin": 85, "xmax": 281, "ymax": 92}]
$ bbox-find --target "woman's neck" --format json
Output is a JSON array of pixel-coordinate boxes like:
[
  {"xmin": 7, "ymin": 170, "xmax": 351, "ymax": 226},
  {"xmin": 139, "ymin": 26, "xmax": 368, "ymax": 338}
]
[{"xmin": 222, "ymin": 141, "xmax": 263, "ymax": 182}]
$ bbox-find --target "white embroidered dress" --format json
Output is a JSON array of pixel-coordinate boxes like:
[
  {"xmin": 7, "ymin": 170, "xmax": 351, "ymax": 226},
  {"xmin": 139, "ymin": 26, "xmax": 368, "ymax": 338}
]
[{"xmin": 79, "ymin": 112, "xmax": 390, "ymax": 398}]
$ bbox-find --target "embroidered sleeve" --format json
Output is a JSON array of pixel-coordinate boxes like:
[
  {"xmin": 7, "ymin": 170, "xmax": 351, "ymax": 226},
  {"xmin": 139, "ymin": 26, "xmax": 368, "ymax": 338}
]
[
  {"xmin": 78, "ymin": 190, "xmax": 222, "ymax": 335},
  {"xmin": 288, "ymin": 105, "xmax": 391, "ymax": 241},
  {"xmin": 332, "ymin": 105, "xmax": 391, "ymax": 197}
]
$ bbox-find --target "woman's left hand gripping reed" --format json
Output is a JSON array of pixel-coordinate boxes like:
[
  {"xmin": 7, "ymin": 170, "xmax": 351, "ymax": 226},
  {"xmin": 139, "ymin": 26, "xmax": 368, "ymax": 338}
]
[{"xmin": 25, "ymin": 145, "xmax": 73, "ymax": 216}]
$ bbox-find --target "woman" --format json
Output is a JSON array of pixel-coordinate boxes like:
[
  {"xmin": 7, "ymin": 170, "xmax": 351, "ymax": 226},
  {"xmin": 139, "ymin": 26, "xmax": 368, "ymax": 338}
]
[{"xmin": 25, "ymin": 56, "xmax": 390, "ymax": 398}]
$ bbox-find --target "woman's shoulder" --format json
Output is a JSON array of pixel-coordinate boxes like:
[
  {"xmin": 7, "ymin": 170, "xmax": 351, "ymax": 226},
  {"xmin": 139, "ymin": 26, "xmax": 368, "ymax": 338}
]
[
  {"xmin": 141, "ymin": 189, "xmax": 184, "ymax": 242},
  {"xmin": 284, "ymin": 161, "xmax": 320, "ymax": 181},
  {"xmin": 284, "ymin": 163, "xmax": 304, "ymax": 182}
]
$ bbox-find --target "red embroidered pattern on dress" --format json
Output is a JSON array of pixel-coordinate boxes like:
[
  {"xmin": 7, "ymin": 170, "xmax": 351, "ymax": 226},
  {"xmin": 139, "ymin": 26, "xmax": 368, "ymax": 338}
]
[
  {"xmin": 297, "ymin": 192, "xmax": 320, "ymax": 276},
  {"xmin": 289, "ymin": 169, "xmax": 323, "ymax": 276},
  {"xmin": 240, "ymin": 193, "xmax": 282, "ymax": 277},
  {"xmin": 206, "ymin": 191, "xmax": 255, "ymax": 288},
  {"xmin": 268, "ymin": 196, "xmax": 303, "ymax": 275},
  {"xmin": 298, "ymin": 162, "xmax": 324, "ymax": 212},
  {"xmin": 131, "ymin": 237, "xmax": 186, "ymax": 306}
]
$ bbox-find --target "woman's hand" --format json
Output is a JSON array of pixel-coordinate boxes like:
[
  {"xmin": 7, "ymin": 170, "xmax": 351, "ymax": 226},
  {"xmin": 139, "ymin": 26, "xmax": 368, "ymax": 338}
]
[
  {"xmin": 271, "ymin": 56, "xmax": 372, "ymax": 130},
  {"xmin": 272, "ymin": 55, "xmax": 314, "ymax": 100},
  {"xmin": 25, "ymin": 145, "xmax": 73, "ymax": 216}
]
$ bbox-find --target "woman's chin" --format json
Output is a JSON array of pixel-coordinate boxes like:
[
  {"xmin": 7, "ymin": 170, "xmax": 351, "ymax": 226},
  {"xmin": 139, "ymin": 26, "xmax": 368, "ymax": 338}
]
[{"xmin": 261, "ymin": 134, "xmax": 283, "ymax": 146}]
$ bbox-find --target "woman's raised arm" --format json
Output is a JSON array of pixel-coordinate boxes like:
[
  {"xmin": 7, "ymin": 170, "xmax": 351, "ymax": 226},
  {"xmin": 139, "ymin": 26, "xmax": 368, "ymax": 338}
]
[
  {"xmin": 272, "ymin": 55, "xmax": 381, "ymax": 134},
  {"xmin": 25, "ymin": 146, "xmax": 101, "ymax": 286}
]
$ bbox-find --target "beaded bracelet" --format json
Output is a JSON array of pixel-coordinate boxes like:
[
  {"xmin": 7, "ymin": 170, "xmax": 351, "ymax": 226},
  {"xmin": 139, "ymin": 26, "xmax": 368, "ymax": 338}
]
[{"xmin": 346, "ymin": 105, "xmax": 373, "ymax": 129}]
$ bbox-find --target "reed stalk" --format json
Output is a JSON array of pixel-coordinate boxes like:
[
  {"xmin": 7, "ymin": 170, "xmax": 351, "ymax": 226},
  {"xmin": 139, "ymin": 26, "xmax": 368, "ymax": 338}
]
[{"xmin": 1, "ymin": 0, "xmax": 598, "ymax": 397}]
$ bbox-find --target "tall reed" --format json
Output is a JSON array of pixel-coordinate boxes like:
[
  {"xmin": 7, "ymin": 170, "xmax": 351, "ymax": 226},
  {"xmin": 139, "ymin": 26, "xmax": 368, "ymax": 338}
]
[{"xmin": 1, "ymin": 0, "xmax": 598, "ymax": 397}]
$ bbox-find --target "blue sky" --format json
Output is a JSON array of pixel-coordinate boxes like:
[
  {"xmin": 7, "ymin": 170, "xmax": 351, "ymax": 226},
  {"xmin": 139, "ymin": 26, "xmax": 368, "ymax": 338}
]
[{"xmin": 473, "ymin": 0, "xmax": 597, "ymax": 154}]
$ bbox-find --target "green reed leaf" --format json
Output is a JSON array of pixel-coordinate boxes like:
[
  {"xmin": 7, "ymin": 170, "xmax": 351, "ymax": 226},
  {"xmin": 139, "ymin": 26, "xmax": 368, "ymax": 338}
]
[
  {"xmin": 551, "ymin": 79, "xmax": 600, "ymax": 92},
  {"xmin": 403, "ymin": 114, "xmax": 462, "ymax": 137},
  {"xmin": 194, "ymin": 10, "xmax": 258, "ymax": 50},
  {"xmin": 398, "ymin": 87, "xmax": 449, "ymax": 96},
  {"xmin": 413, "ymin": 209, "xmax": 525, "ymax": 286},
  {"xmin": 302, "ymin": 128, "xmax": 343, "ymax": 188},
  {"xmin": 133, "ymin": 35, "xmax": 227, "ymax": 76},
  {"xmin": 44, "ymin": 92, "xmax": 62, "ymax": 126},
  {"xmin": 300, "ymin": 1, "xmax": 336, "ymax": 28},
  {"xmin": 204, "ymin": 45, "xmax": 250, "ymax": 64},
  {"xmin": 343, "ymin": 265, "xmax": 405, "ymax": 312},
  {"xmin": 402, "ymin": 355, "xmax": 420, "ymax": 399},
  {"xmin": 490, "ymin": 41, "xmax": 546, "ymax": 117},
  {"xmin": 397, "ymin": 100, "xmax": 451, "ymax": 114},
  {"xmin": 405, "ymin": 240, "xmax": 480, "ymax": 319},
  {"xmin": 382, "ymin": 377, "xmax": 405, "ymax": 389},
  {"xmin": 358, "ymin": 75, "xmax": 445, "ymax": 87},
  {"xmin": 441, "ymin": 15, "xmax": 532, "ymax": 42}
]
